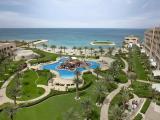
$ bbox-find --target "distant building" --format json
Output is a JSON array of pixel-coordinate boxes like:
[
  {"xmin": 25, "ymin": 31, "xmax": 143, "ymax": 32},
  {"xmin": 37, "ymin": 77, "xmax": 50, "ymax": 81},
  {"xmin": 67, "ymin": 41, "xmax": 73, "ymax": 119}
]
[
  {"xmin": 0, "ymin": 42, "xmax": 16, "ymax": 56},
  {"xmin": 123, "ymin": 35, "xmax": 139, "ymax": 48},
  {"xmin": 144, "ymin": 27, "xmax": 160, "ymax": 69}
]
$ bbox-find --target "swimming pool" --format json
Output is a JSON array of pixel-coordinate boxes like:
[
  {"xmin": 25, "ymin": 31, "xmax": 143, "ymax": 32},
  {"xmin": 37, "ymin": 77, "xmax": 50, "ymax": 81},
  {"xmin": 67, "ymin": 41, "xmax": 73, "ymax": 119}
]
[{"xmin": 42, "ymin": 57, "xmax": 100, "ymax": 79}]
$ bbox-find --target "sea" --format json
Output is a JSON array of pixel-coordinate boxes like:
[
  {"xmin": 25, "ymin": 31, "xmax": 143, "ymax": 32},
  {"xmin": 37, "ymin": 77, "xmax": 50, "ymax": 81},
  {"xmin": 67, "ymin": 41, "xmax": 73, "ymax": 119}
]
[{"xmin": 0, "ymin": 28, "xmax": 145, "ymax": 48}]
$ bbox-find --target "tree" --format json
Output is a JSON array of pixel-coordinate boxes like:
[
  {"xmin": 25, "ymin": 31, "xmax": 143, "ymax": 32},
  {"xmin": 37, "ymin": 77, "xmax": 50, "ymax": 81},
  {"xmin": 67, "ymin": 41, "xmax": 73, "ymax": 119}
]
[
  {"xmin": 78, "ymin": 47, "xmax": 82, "ymax": 55},
  {"xmin": 8, "ymin": 74, "xmax": 21, "ymax": 105},
  {"xmin": 128, "ymin": 72, "xmax": 137, "ymax": 86},
  {"xmin": 74, "ymin": 70, "xmax": 81, "ymax": 100},
  {"xmin": 99, "ymin": 47, "xmax": 104, "ymax": 56},
  {"xmin": 108, "ymin": 47, "xmax": 113, "ymax": 56},
  {"xmin": 110, "ymin": 61, "xmax": 120, "ymax": 79},
  {"xmin": 89, "ymin": 47, "xmax": 94, "ymax": 56},
  {"xmin": 94, "ymin": 50, "xmax": 97, "ymax": 58},
  {"xmin": 95, "ymin": 83, "xmax": 107, "ymax": 106},
  {"xmin": 81, "ymin": 99, "xmax": 93, "ymax": 120},
  {"xmin": 109, "ymin": 105, "xmax": 126, "ymax": 120},
  {"xmin": 42, "ymin": 44, "xmax": 47, "ymax": 49},
  {"xmin": 84, "ymin": 46, "xmax": 88, "ymax": 55},
  {"xmin": 72, "ymin": 46, "xmax": 77, "ymax": 53},
  {"xmin": 94, "ymin": 67, "xmax": 101, "ymax": 81},
  {"xmin": 4, "ymin": 105, "xmax": 17, "ymax": 120},
  {"xmin": 63, "ymin": 46, "xmax": 67, "ymax": 53},
  {"xmin": 50, "ymin": 45, "xmax": 56, "ymax": 52},
  {"xmin": 121, "ymin": 88, "xmax": 130, "ymax": 108},
  {"xmin": 63, "ymin": 108, "xmax": 81, "ymax": 120}
]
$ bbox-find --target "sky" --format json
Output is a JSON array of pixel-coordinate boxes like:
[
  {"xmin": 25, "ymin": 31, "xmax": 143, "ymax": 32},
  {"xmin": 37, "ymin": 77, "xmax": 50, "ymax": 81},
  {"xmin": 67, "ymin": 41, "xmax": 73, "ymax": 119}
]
[{"xmin": 0, "ymin": 0, "xmax": 159, "ymax": 28}]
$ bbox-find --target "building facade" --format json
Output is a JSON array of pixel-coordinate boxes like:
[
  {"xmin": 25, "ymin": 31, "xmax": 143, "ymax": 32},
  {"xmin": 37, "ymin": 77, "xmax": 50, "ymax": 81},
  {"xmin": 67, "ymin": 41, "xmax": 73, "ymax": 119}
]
[
  {"xmin": 123, "ymin": 35, "xmax": 139, "ymax": 48},
  {"xmin": 144, "ymin": 27, "xmax": 160, "ymax": 70},
  {"xmin": 0, "ymin": 42, "xmax": 16, "ymax": 57}
]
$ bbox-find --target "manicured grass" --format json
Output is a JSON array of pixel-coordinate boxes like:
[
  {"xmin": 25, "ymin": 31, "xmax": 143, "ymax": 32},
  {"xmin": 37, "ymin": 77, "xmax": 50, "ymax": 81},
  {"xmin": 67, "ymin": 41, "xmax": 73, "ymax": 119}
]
[
  {"xmin": 36, "ymin": 70, "xmax": 53, "ymax": 85},
  {"xmin": 0, "ymin": 60, "xmax": 25, "ymax": 88},
  {"xmin": 134, "ymin": 113, "xmax": 143, "ymax": 120},
  {"xmin": 131, "ymin": 47, "xmax": 148, "ymax": 80},
  {"xmin": 6, "ymin": 70, "xmax": 45, "ymax": 101},
  {"xmin": 131, "ymin": 81, "xmax": 152, "ymax": 98},
  {"xmin": 0, "ymin": 73, "xmax": 101, "ymax": 120},
  {"xmin": 29, "ymin": 48, "xmax": 57, "ymax": 65},
  {"xmin": 140, "ymin": 99, "xmax": 151, "ymax": 114}
]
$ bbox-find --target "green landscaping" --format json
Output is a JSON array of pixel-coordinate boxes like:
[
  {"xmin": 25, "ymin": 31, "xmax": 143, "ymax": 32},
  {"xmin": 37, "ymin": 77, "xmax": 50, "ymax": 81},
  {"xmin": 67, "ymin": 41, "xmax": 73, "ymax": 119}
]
[
  {"xmin": 130, "ymin": 46, "xmax": 148, "ymax": 80},
  {"xmin": 133, "ymin": 113, "xmax": 143, "ymax": 120},
  {"xmin": 140, "ymin": 99, "xmax": 151, "ymax": 114},
  {"xmin": 29, "ymin": 48, "xmax": 57, "ymax": 65},
  {"xmin": 131, "ymin": 81, "xmax": 152, "ymax": 98},
  {"xmin": 6, "ymin": 70, "xmax": 52, "ymax": 101},
  {"xmin": 0, "ymin": 59, "xmax": 25, "ymax": 88}
]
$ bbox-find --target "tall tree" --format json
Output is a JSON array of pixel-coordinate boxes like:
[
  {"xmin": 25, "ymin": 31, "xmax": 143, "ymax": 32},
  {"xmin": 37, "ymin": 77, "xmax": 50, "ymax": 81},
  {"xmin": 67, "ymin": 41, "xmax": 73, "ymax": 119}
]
[
  {"xmin": 4, "ymin": 105, "xmax": 17, "ymax": 120},
  {"xmin": 95, "ymin": 83, "xmax": 107, "ymax": 106},
  {"xmin": 63, "ymin": 108, "xmax": 81, "ymax": 120},
  {"xmin": 84, "ymin": 46, "xmax": 88, "ymax": 55},
  {"xmin": 99, "ymin": 47, "xmax": 104, "ymax": 56},
  {"xmin": 89, "ymin": 47, "xmax": 94, "ymax": 56},
  {"xmin": 94, "ymin": 67, "xmax": 101, "ymax": 81},
  {"xmin": 50, "ymin": 45, "xmax": 56, "ymax": 52},
  {"xmin": 81, "ymin": 99, "xmax": 93, "ymax": 120},
  {"xmin": 74, "ymin": 70, "xmax": 81, "ymax": 100}
]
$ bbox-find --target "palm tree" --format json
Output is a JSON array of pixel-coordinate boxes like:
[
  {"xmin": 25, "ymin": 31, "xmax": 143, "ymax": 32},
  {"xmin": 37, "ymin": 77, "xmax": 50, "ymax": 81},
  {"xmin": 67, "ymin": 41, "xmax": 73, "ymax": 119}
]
[
  {"xmin": 94, "ymin": 50, "xmax": 97, "ymax": 58},
  {"xmin": 4, "ymin": 105, "xmax": 17, "ymax": 120},
  {"xmin": 84, "ymin": 46, "xmax": 88, "ymax": 55},
  {"xmin": 63, "ymin": 46, "xmax": 67, "ymax": 53},
  {"xmin": 78, "ymin": 47, "xmax": 82, "ymax": 55},
  {"xmin": 74, "ymin": 70, "xmax": 81, "ymax": 100},
  {"xmin": 128, "ymin": 72, "xmax": 137, "ymax": 86},
  {"xmin": 99, "ymin": 47, "xmax": 104, "ymax": 56},
  {"xmin": 50, "ymin": 45, "xmax": 56, "ymax": 52},
  {"xmin": 95, "ymin": 84, "xmax": 107, "ymax": 106},
  {"xmin": 94, "ymin": 67, "xmax": 101, "ymax": 81},
  {"xmin": 63, "ymin": 108, "xmax": 81, "ymax": 120},
  {"xmin": 121, "ymin": 88, "xmax": 130, "ymax": 108},
  {"xmin": 72, "ymin": 46, "xmax": 77, "ymax": 53},
  {"xmin": 81, "ymin": 99, "xmax": 92, "ymax": 120},
  {"xmin": 42, "ymin": 44, "xmax": 47, "ymax": 49},
  {"xmin": 109, "ymin": 105, "xmax": 126, "ymax": 120},
  {"xmin": 89, "ymin": 47, "xmax": 94, "ymax": 56}
]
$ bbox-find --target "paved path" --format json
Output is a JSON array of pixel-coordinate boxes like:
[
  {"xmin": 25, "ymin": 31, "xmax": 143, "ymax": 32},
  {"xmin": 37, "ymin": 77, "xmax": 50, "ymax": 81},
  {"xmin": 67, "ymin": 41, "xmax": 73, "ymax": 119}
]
[
  {"xmin": 100, "ymin": 58, "xmax": 130, "ymax": 120},
  {"xmin": 0, "ymin": 60, "xmax": 51, "ymax": 106}
]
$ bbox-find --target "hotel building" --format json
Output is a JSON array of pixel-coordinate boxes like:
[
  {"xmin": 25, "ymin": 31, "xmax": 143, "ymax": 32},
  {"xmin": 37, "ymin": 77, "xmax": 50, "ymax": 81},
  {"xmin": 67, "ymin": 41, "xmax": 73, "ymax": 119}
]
[
  {"xmin": 0, "ymin": 42, "xmax": 16, "ymax": 57},
  {"xmin": 144, "ymin": 27, "xmax": 160, "ymax": 70}
]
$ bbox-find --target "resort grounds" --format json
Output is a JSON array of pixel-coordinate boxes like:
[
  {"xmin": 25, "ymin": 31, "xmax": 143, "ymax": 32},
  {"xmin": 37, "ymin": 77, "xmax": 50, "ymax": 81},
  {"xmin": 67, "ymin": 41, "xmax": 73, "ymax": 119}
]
[{"xmin": 0, "ymin": 41, "xmax": 160, "ymax": 120}]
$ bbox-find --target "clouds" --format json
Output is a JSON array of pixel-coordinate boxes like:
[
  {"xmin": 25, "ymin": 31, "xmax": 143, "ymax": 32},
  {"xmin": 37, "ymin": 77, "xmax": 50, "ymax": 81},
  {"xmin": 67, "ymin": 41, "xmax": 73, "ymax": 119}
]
[{"xmin": 0, "ymin": 0, "xmax": 159, "ymax": 28}]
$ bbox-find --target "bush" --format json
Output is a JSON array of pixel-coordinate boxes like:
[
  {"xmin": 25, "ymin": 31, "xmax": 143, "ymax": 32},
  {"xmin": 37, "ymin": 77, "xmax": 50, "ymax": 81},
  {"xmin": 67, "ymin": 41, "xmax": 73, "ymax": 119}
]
[
  {"xmin": 134, "ymin": 113, "xmax": 143, "ymax": 120},
  {"xmin": 115, "ymin": 71, "xmax": 128, "ymax": 83},
  {"xmin": 140, "ymin": 99, "xmax": 151, "ymax": 114}
]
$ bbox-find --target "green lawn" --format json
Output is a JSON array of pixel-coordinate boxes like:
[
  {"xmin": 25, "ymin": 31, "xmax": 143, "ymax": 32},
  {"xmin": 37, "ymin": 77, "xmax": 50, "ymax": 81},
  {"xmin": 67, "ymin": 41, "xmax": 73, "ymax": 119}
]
[
  {"xmin": 131, "ymin": 47, "xmax": 148, "ymax": 80},
  {"xmin": 6, "ymin": 70, "xmax": 50, "ymax": 101},
  {"xmin": 1, "ymin": 73, "xmax": 102, "ymax": 120},
  {"xmin": 36, "ymin": 70, "xmax": 54, "ymax": 85},
  {"xmin": 29, "ymin": 48, "xmax": 57, "ymax": 65},
  {"xmin": 131, "ymin": 81, "xmax": 152, "ymax": 98},
  {"xmin": 134, "ymin": 113, "xmax": 143, "ymax": 120}
]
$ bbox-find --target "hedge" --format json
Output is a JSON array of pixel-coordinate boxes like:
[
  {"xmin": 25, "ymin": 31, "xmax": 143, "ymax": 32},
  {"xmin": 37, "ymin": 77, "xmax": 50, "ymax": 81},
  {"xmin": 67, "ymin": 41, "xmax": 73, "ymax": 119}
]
[
  {"xmin": 140, "ymin": 99, "xmax": 151, "ymax": 114},
  {"xmin": 134, "ymin": 113, "xmax": 143, "ymax": 120}
]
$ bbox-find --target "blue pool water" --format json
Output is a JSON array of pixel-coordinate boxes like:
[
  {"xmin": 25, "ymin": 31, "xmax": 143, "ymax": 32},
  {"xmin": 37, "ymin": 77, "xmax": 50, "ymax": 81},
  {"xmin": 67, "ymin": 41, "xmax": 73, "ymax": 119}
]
[{"xmin": 42, "ymin": 58, "xmax": 100, "ymax": 79}]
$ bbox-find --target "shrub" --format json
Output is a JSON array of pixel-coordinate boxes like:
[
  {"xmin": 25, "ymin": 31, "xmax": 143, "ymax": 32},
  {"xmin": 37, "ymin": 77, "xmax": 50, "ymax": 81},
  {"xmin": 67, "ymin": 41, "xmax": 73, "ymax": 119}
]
[
  {"xmin": 134, "ymin": 113, "xmax": 143, "ymax": 120},
  {"xmin": 140, "ymin": 99, "xmax": 151, "ymax": 114}
]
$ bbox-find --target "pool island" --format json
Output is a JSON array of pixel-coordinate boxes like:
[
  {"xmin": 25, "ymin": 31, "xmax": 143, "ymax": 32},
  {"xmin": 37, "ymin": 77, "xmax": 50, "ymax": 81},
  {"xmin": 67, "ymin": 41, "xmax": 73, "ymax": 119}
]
[{"xmin": 90, "ymin": 40, "xmax": 115, "ymax": 46}]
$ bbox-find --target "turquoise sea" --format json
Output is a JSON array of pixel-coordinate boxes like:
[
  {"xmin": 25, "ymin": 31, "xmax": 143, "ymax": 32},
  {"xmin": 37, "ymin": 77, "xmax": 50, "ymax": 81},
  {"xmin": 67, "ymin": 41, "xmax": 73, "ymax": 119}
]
[{"xmin": 0, "ymin": 28, "xmax": 145, "ymax": 48}]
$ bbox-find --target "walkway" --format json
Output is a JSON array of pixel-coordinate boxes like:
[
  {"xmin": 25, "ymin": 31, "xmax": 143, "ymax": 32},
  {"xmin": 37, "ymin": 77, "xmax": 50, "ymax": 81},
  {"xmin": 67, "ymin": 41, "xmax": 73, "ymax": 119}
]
[
  {"xmin": 100, "ymin": 58, "xmax": 130, "ymax": 120},
  {"xmin": 0, "ymin": 60, "xmax": 51, "ymax": 106}
]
